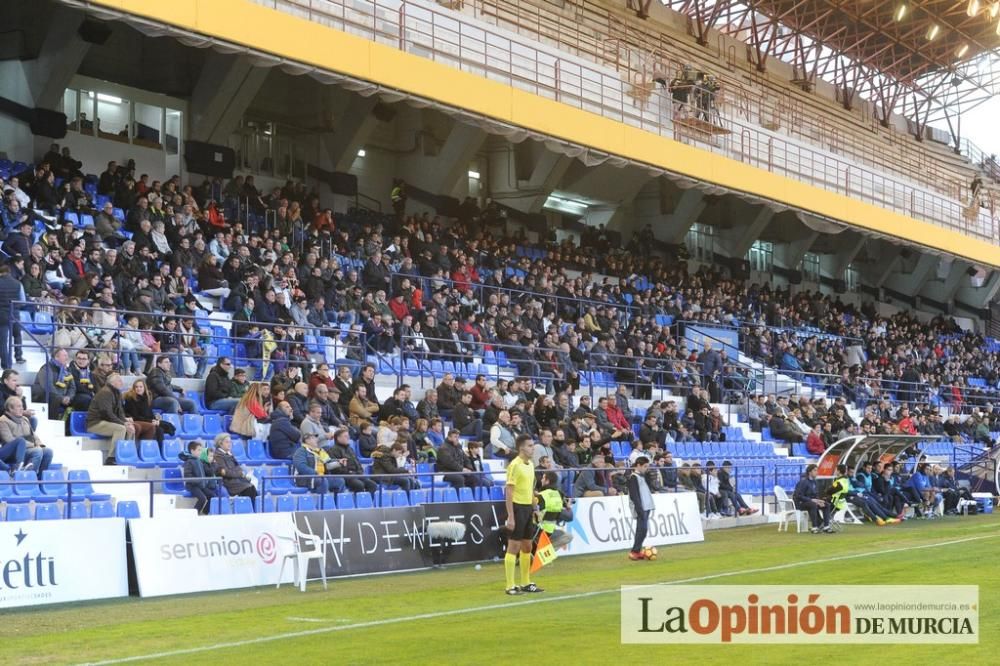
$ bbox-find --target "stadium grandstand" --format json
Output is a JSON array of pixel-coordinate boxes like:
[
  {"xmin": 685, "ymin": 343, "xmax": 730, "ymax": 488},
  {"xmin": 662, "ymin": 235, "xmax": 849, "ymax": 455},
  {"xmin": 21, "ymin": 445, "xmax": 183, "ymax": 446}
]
[{"xmin": 0, "ymin": 0, "xmax": 999, "ymax": 659}]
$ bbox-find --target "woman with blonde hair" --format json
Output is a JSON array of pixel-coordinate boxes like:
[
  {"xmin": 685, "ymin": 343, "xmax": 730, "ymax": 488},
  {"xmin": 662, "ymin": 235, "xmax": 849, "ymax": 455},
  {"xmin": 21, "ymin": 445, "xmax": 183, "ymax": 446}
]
[
  {"xmin": 122, "ymin": 378, "xmax": 165, "ymax": 445},
  {"xmin": 230, "ymin": 382, "xmax": 272, "ymax": 439}
]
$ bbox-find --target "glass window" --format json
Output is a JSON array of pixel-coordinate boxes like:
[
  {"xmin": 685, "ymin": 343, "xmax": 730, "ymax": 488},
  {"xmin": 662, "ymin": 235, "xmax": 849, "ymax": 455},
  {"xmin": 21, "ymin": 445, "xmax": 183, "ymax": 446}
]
[
  {"xmin": 78, "ymin": 89, "xmax": 96, "ymax": 135},
  {"xmin": 93, "ymin": 92, "xmax": 130, "ymax": 139},
  {"xmin": 747, "ymin": 241, "xmax": 773, "ymax": 273},
  {"xmin": 63, "ymin": 89, "xmax": 79, "ymax": 131},
  {"xmin": 165, "ymin": 109, "xmax": 182, "ymax": 155},
  {"xmin": 803, "ymin": 253, "xmax": 821, "ymax": 281},
  {"xmin": 134, "ymin": 102, "xmax": 163, "ymax": 147}
]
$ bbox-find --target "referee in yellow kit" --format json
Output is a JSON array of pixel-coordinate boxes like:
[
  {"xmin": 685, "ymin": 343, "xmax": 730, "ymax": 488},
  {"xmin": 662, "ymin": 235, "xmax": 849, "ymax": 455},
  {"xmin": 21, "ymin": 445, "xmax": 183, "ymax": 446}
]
[{"xmin": 504, "ymin": 434, "xmax": 543, "ymax": 595}]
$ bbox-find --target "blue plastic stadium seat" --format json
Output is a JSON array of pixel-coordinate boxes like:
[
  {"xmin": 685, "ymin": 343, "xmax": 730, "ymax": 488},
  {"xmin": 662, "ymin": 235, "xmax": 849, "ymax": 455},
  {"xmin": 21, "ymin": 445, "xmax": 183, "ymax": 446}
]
[
  {"xmin": 202, "ymin": 414, "xmax": 224, "ymax": 436},
  {"xmin": 40, "ymin": 470, "xmax": 68, "ymax": 500},
  {"xmin": 490, "ymin": 486, "xmax": 504, "ymax": 501},
  {"xmin": 161, "ymin": 467, "xmax": 192, "ymax": 496},
  {"xmin": 355, "ymin": 492, "xmax": 373, "ymax": 509},
  {"xmin": 116, "ymin": 501, "xmax": 141, "ymax": 519},
  {"xmin": 162, "ymin": 439, "xmax": 184, "ymax": 463},
  {"xmin": 210, "ymin": 497, "xmax": 232, "ymax": 515},
  {"xmin": 297, "ymin": 494, "xmax": 319, "ymax": 511},
  {"xmin": 70, "ymin": 411, "xmax": 100, "ymax": 439},
  {"xmin": 115, "ymin": 439, "xmax": 143, "ymax": 467},
  {"xmin": 442, "ymin": 487, "xmax": 459, "ymax": 503},
  {"xmin": 5, "ymin": 504, "xmax": 32, "ymax": 521},
  {"xmin": 139, "ymin": 440, "xmax": 166, "ymax": 466},
  {"xmin": 458, "ymin": 487, "xmax": 474, "ymax": 502},
  {"xmin": 13, "ymin": 470, "xmax": 57, "ymax": 503},
  {"xmin": 248, "ymin": 439, "xmax": 281, "ymax": 463},
  {"xmin": 182, "ymin": 414, "xmax": 205, "ymax": 438},
  {"xmin": 231, "ymin": 439, "xmax": 251, "ymax": 464},
  {"xmin": 275, "ymin": 495, "xmax": 296, "ymax": 512},
  {"xmin": 34, "ymin": 504, "xmax": 61, "ymax": 520},
  {"xmin": 410, "ymin": 488, "xmax": 429, "ymax": 505},
  {"xmin": 232, "ymin": 496, "xmax": 253, "ymax": 514},
  {"xmin": 69, "ymin": 501, "xmax": 89, "ymax": 519},
  {"xmin": 90, "ymin": 500, "xmax": 114, "ymax": 518},
  {"xmin": 336, "ymin": 493, "xmax": 356, "ymax": 510}
]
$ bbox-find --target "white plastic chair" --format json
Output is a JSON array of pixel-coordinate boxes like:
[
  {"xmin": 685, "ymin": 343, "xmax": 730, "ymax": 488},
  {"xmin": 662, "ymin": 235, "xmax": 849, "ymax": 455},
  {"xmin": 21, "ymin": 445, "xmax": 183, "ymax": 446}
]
[
  {"xmin": 773, "ymin": 485, "xmax": 805, "ymax": 533},
  {"xmin": 276, "ymin": 526, "xmax": 328, "ymax": 592}
]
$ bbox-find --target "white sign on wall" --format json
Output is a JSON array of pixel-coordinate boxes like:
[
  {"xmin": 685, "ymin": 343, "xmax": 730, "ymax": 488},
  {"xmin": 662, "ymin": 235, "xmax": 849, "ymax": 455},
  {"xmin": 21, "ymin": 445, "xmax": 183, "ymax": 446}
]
[
  {"xmin": 0, "ymin": 518, "xmax": 128, "ymax": 609},
  {"xmin": 561, "ymin": 492, "xmax": 705, "ymax": 556},
  {"xmin": 129, "ymin": 513, "xmax": 296, "ymax": 597}
]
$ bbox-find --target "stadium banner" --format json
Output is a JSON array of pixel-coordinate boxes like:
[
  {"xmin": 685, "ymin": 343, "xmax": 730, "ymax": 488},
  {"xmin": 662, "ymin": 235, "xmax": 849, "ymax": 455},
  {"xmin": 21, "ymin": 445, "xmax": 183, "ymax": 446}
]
[
  {"xmin": 129, "ymin": 513, "xmax": 295, "ymax": 597},
  {"xmin": 561, "ymin": 492, "xmax": 704, "ymax": 556},
  {"xmin": 296, "ymin": 502, "xmax": 505, "ymax": 579},
  {"xmin": 296, "ymin": 506, "xmax": 429, "ymax": 578},
  {"xmin": 684, "ymin": 325, "xmax": 739, "ymax": 357},
  {"xmin": 0, "ymin": 518, "xmax": 128, "ymax": 609},
  {"xmin": 422, "ymin": 501, "xmax": 504, "ymax": 563},
  {"xmin": 621, "ymin": 585, "xmax": 979, "ymax": 644}
]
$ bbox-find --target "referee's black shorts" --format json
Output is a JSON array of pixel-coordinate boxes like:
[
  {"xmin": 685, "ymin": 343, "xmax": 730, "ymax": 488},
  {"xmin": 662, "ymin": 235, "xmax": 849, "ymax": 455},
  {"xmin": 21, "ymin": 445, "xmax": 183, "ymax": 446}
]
[{"xmin": 509, "ymin": 503, "xmax": 535, "ymax": 540}]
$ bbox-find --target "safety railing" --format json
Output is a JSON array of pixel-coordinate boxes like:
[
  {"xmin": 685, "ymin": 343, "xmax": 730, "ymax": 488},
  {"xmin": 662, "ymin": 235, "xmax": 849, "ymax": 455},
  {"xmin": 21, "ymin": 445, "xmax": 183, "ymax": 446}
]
[
  {"xmin": 13, "ymin": 299, "xmax": 367, "ymax": 407},
  {"xmin": 1, "ymin": 463, "xmax": 773, "ymax": 519},
  {"xmin": 250, "ymin": 0, "xmax": 998, "ymax": 243},
  {"xmin": 389, "ymin": 269, "xmax": 636, "ymax": 322}
]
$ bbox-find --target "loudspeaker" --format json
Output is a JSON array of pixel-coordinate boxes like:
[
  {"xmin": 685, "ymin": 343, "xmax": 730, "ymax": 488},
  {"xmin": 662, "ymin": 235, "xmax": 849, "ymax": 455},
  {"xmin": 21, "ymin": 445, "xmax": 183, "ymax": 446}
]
[
  {"xmin": 29, "ymin": 108, "xmax": 67, "ymax": 139},
  {"xmin": 832, "ymin": 278, "xmax": 847, "ymax": 294},
  {"xmin": 787, "ymin": 269, "xmax": 803, "ymax": 285},
  {"xmin": 78, "ymin": 18, "xmax": 112, "ymax": 45},
  {"xmin": 184, "ymin": 140, "xmax": 236, "ymax": 178},
  {"xmin": 371, "ymin": 103, "xmax": 397, "ymax": 123}
]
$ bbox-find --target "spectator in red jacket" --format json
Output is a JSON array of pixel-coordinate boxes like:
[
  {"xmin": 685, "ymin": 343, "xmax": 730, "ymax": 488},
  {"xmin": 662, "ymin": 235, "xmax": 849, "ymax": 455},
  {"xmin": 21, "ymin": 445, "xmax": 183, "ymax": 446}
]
[
  {"xmin": 805, "ymin": 423, "xmax": 826, "ymax": 455},
  {"xmin": 388, "ymin": 293, "xmax": 410, "ymax": 321},
  {"xmin": 307, "ymin": 363, "xmax": 335, "ymax": 397},
  {"xmin": 470, "ymin": 374, "xmax": 490, "ymax": 411},
  {"xmin": 605, "ymin": 395, "xmax": 630, "ymax": 432},
  {"xmin": 896, "ymin": 407, "xmax": 917, "ymax": 435}
]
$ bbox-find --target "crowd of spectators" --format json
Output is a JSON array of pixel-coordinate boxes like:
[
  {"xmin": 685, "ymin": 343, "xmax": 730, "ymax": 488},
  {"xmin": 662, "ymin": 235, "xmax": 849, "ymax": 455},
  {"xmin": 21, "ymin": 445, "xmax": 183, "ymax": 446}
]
[{"xmin": 1, "ymin": 145, "xmax": 996, "ymax": 498}]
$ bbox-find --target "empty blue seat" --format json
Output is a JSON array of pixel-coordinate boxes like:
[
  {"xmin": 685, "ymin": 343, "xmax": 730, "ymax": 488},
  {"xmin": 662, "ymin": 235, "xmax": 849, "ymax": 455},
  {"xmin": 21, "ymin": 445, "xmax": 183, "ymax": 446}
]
[
  {"xmin": 34, "ymin": 504, "xmax": 61, "ymax": 520},
  {"xmin": 5, "ymin": 504, "xmax": 32, "ymax": 521},
  {"xmin": 162, "ymin": 439, "xmax": 184, "ymax": 463},
  {"xmin": 40, "ymin": 470, "xmax": 68, "ymax": 499},
  {"xmin": 458, "ymin": 487, "xmax": 474, "ymax": 502},
  {"xmin": 116, "ymin": 501, "xmax": 141, "ymax": 519},
  {"xmin": 115, "ymin": 439, "xmax": 143, "ymax": 467},
  {"xmin": 232, "ymin": 496, "xmax": 254, "ymax": 514},
  {"xmin": 336, "ymin": 493, "xmax": 356, "ymax": 509},
  {"xmin": 69, "ymin": 501, "xmax": 89, "ymax": 519},
  {"xmin": 231, "ymin": 439, "xmax": 251, "ymax": 464},
  {"xmin": 210, "ymin": 497, "xmax": 232, "ymax": 515},
  {"xmin": 182, "ymin": 414, "xmax": 205, "ymax": 438},
  {"xmin": 70, "ymin": 411, "xmax": 100, "ymax": 438},
  {"xmin": 387, "ymin": 489, "xmax": 409, "ymax": 507},
  {"xmin": 139, "ymin": 440, "xmax": 166, "ymax": 466},
  {"xmin": 161, "ymin": 467, "xmax": 191, "ymax": 496},
  {"xmin": 490, "ymin": 486, "xmax": 504, "ymax": 501},
  {"xmin": 13, "ymin": 470, "xmax": 57, "ymax": 503},
  {"xmin": 410, "ymin": 488, "xmax": 429, "ymax": 505},
  {"xmin": 441, "ymin": 487, "xmax": 458, "ymax": 503},
  {"xmin": 297, "ymin": 494, "xmax": 319, "ymax": 511},
  {"xmin": 90, "ymin": 500, "xmax": 114, "ymax": 518},
  {"xmin": 355, "ymin": 492, "xmax": 373, "ymax": 509},
  {"xmin": 248, "ymin": 439, "xmax": 280, "ymax": 463},
  {"xmin": 202, "ymin": 414, "xmax": 224, "ymax": 436},
  {"xmin": 275, "ymin": 495, "xmax": 296, "ymax": 512},
  {"xmin": 255, "ymin": 495, "xmax": 275, "ymax": 513},
  {"xmin": 63, "ymin": 211, "xmax": 80, "ymax": 226}
]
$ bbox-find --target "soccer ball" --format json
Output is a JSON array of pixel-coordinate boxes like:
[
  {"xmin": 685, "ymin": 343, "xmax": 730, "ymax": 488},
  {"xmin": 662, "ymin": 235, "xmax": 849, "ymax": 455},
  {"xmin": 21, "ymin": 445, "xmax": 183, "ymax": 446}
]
[{"xmin": 643, "ymin": 547, "xmax": 658, "ymax": 561}]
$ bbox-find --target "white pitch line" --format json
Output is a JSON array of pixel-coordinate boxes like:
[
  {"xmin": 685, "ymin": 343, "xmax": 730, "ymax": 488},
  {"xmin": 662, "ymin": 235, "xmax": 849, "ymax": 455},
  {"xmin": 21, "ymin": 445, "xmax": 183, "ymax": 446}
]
[{"xmin": 81, "ymin": 530, "xmax": 1000, "ymax": 665}]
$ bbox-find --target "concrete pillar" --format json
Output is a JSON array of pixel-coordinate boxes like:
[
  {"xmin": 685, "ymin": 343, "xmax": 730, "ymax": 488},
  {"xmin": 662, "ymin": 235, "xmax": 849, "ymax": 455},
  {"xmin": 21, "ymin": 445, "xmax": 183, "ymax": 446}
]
[
  {"xmin": 776, "ymin": 232, "xmax": 818, "ymax": 270},
  {"xmin": 189, "ymin": 54, "xmax": 270, "ymax": 145},
  {"xmin": 323, "ymin": 96, "xmax": 379, "ymax": 173},
  {"xmin": 722, "ymin": 206, "xmax": 774, "ymax": 257},
  {"xmin": 26, "ymin": 8, "xmax": 93, "ymax": 110},
  {"xmin": 884, "ymin": 253, "xmax": 937, "ymax": 297}
]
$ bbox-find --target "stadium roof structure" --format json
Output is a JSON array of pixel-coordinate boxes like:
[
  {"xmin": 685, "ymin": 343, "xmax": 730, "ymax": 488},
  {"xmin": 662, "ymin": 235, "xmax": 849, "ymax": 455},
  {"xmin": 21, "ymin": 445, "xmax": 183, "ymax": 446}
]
[{"xmin": 659, "ymin": 0, "xmax": 1000, "ymax": 135}]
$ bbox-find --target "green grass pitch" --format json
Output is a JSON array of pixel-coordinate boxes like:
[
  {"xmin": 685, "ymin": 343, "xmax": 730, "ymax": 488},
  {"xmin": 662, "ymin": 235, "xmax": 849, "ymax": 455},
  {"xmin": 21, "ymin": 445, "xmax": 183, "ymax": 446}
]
[{"xmin": 4, "ymin": 515, "xmax": 999, "ymax": 665}]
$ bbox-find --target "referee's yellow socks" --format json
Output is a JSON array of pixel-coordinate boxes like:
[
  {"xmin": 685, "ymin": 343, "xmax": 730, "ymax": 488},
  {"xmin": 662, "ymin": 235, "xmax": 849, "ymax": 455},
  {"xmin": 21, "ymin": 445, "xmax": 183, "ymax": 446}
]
[
  {"xmin": 504, "ymin": 554, "xmax": 516, "ymax": 589},
  {"xmin": 519, "ymin": 552, "xmax": 531, "ymax": 586}
]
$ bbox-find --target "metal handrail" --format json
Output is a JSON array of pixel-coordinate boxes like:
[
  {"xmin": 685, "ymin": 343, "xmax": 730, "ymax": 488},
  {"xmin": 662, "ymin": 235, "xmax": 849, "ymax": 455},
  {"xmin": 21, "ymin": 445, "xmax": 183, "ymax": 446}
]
[{"xmin": 253, "ymin": 0, "xmax": 998, "ymax": 244}]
